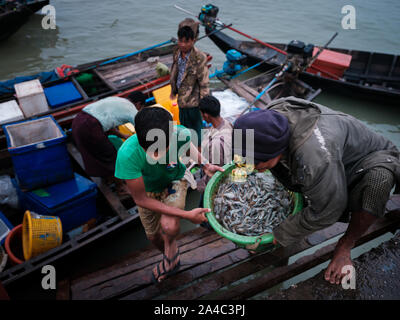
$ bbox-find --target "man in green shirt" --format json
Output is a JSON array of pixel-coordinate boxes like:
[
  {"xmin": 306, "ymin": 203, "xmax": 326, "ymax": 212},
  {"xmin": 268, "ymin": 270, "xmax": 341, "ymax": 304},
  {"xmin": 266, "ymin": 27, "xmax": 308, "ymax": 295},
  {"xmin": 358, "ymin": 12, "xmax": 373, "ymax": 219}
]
[{"xmin": 115, "ymin": 106, "xmax": 223, "ymax": 282}]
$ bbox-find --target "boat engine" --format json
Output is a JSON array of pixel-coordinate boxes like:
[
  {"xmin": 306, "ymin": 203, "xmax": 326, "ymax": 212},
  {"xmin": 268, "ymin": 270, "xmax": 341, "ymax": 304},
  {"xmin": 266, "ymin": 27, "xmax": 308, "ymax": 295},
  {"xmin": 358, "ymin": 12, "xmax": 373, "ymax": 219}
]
[
  {"xmin": 210, "ymin": 49, "xmax": 247, "ymax": 78},
  {"xmin": 285, "ymin": 40, "xmax": 314, "ymax": 75},
  {"xmin": 198, "ymin": 4, "xmax": 221, "ymax": 29}
]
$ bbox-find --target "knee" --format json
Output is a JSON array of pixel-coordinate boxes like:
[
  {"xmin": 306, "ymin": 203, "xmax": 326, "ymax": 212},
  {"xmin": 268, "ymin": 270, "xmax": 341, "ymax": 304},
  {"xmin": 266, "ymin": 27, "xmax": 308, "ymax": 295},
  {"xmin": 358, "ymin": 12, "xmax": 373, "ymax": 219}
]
[{"xmin": 161, "ymin": 217, "xmax": 180, "ymax": 237}]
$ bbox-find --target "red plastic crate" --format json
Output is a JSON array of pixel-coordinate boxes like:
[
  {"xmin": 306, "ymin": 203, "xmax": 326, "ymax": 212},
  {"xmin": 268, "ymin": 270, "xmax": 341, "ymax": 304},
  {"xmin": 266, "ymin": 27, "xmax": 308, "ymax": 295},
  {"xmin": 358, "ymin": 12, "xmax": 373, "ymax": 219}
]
[{"xmin": 307, "ymin": 47, "xmax": 352, "ymax": 79}]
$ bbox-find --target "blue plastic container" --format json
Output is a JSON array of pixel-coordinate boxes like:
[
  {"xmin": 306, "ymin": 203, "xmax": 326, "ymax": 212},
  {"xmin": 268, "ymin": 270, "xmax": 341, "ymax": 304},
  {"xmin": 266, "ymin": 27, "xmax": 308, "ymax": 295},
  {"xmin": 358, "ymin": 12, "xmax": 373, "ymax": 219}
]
[
  {"xmin": 2, "ymin": 115, "xmax": 74, "ymax": 191},
  {"xmin": 0, "ymin": 210, "xmax": 13, "ymax": 245},
  {"xmin": 14, "ymin": 173, "xmax": 98, "ymax": 233},
  {"xmin": 44, "ymin": 81, "xmax": 83, "ymax": 109}
]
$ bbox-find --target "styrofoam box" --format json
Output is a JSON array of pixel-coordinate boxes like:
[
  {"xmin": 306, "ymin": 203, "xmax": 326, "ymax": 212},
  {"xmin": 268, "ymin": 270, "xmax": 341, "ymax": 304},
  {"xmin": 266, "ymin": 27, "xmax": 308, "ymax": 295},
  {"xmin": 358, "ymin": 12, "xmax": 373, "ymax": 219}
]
[
  {"xmin": 14, "ymin": 79, "xmax": 50, "ymax": 118},
  {"xmin": 0, "ymin": 100, "xmax": 25, "ymax": 125}
]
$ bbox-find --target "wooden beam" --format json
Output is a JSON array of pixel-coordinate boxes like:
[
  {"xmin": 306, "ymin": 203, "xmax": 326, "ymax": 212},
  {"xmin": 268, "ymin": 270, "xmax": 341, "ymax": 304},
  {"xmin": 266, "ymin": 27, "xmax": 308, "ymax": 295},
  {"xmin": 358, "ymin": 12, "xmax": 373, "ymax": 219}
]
[
  {"xmin": 56, "ymin": 278, "xmax": 71, "ymax": 300},
  {"xmin": 122, "ymin": 248, "xmax": 251, "ymax": 300},
  {"xmin": 67, "ymin": 143, "xmax": 130, "ymax": 220},
  {"xmin": 70, "ymin": 231, "xmax": 221, "ymax": 294},
  {"xmin": 158, "ymin": 223, "xmax": 348, "ymax": 300},
  {"xmin": 219, "ymin": 78, "xmax": 269, "ymax": 109},
  {"xmin": 71, "ymin": 237, "xmax": 238, "ymax": 300},
  {"xmin": 69, "ymin": 227, "xmax": 212, "ymax": 286},
  {"xmin": 0, "ymin": 281, "xmax": 9, "ymax": 300},
  {"xmin": 209, "ymin": 216, "xmax": 400, "ymax": 300},
  {"xmin": 93, "ymin": 69, "xmax": 117, "ymax": 91}
]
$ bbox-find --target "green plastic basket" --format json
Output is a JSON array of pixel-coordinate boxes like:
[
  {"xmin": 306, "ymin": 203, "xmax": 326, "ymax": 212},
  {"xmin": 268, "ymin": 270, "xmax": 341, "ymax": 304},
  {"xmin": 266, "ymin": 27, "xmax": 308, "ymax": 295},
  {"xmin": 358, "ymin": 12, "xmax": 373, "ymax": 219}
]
[{"xmin": 203, "ymin": 162, "xmax": 303, "ymax": 252}]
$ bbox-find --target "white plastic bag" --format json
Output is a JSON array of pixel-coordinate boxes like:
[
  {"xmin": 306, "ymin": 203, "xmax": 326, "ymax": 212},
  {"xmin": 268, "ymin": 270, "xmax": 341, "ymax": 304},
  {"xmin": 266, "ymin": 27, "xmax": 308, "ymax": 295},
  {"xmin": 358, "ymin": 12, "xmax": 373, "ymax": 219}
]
[
  {"xmin": 0, "ymin": 175, "xmax": 19, "ymax": 209},
  {"xmin": 212, "ymin": 89, "xmax": 249, "ymax": 124}
]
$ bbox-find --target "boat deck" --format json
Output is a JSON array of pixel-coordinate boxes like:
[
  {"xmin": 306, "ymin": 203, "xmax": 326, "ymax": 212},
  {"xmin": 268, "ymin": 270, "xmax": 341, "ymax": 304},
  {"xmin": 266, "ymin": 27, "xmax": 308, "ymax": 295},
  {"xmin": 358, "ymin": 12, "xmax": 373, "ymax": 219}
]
[{"xmin": 57, "ymin": 214, "xmax": 400, "ymax": 300}]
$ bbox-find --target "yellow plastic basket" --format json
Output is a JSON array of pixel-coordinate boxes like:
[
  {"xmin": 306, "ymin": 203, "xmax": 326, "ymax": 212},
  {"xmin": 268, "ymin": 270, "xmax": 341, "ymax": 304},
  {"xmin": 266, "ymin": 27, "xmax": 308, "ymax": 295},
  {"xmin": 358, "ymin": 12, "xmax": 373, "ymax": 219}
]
[{"xmin": 22, "ymin": 210, "xmax": 63, "ymax": 260}]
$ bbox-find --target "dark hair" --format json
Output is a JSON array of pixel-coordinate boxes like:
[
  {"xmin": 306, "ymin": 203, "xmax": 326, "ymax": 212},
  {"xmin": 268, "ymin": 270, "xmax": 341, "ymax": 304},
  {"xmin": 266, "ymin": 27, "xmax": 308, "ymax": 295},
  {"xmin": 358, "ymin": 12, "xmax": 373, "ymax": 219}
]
[
  {"xmin": 199, "ymin": 95, "xmax": 221, "ymax": 118},
  {"xmin": 178, "ymin": 26, "xmax": 195, "ymax": 41},
  {"xmin": 178, "ymin": 18, "xmax": 199, "ymax": 39},
  {"xmin": 127, "ymin": 91, "xmax": 146, "ymax": 105},
  {"xmin": 134, "ymin": 107, "xmax": 173, "ymax": 150}
]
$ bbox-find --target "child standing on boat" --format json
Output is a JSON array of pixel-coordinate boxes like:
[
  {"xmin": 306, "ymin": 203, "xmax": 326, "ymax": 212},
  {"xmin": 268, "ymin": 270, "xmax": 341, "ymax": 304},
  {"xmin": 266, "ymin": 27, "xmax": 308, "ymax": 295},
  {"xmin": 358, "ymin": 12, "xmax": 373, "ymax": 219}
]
[
  {"xmin": 170, "ymin": 18, "xmax": 209, "ymax": 148},
  {"xmin": 115, "ymin": 107, "xmax": 223, "ymax": 282}
]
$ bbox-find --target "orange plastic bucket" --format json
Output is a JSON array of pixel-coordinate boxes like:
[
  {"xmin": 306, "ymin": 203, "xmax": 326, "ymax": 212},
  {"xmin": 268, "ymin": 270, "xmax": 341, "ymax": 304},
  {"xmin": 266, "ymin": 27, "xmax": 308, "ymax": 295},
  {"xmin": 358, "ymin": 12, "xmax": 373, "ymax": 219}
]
[{"xmin": 5, "ymin": 224, "xmax": 24, "ymax": 265}]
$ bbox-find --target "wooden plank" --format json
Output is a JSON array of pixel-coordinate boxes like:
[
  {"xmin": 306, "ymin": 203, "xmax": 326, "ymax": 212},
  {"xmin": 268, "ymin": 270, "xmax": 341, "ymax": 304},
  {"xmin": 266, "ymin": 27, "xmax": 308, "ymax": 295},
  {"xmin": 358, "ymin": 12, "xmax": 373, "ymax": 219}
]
[
  {"xmin": 238, "ymin": 80, "xmax": 272, "ymax": 105},
  {"xmin": 67, "ymin": 143, "xmax": 131, "ymax": 220},
  {"xmin": 210, "ymin": 216, "xmax": 400, "ymax": 300},
  {"xmin": 70, "ymin": 227, "xmax": 212, "ymax": 285},
  {"xmin": 70, "ymin": 230, "xmax": 221, "ymax": 294},
  {"xmin": 160, "ymin": 222, "xmax": 348, "ymax": 300},
  {"xmin": 219, "ymin": 78, "xmax": 268, "ymax": 109},
  {"xmin": 0, "ymin": 281, "xmax": 9, "ymax": 300},
  {"xmin": 93, "ymin": 69, "xmax": 117, "ymax": 91},
  {"xmin": 70, "ymin": 76, "xmax": 89, "ymax": 101},
  {"xmin": 360, "ymin": 52, "xmax": 374, "ymax": 85},
  {"xmin": 56, "ymin": 278, "xmax": 71, "ymax": 300},
  {"xmin": 122, "ymin": 248, "xmax": 251, "ymax": 300},
  {"xmin": 100, "ymin": 55, "xmax": 172, "ymax": 82},
  {"xmin": 71, "ymin": 237, "xmax": 237, "ymax": 300},
  {"xmin": 387, "ymin": 55, "xmax": 398, "ymax": 77}
]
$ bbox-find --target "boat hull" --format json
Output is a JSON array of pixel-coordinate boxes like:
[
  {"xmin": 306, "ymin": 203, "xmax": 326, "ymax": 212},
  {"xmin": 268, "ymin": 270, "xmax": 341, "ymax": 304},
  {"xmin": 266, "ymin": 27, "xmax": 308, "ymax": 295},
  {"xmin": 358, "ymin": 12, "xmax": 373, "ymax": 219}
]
[
  {"xmin": 207, "ymin": 28, "xmax": 400, "ymax": 104},
  {"xmin": 0, "ymin": 0, "xmax": 50, "ymax": 41}
]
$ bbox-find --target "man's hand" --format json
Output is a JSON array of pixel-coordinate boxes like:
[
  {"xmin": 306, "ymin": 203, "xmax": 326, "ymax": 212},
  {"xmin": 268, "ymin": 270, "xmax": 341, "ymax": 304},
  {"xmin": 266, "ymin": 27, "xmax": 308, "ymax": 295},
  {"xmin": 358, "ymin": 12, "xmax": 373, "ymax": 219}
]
[
  {"xmin": 170, "ymin": 93, "xmax": 177, "ymax": 101},
  {"xmin": 203, "ymin": 163, "xmax": 224, "ymax": 177},
  {"xmin": 186, "ymin": 208, "xmax": 210, "ymax": 224}
]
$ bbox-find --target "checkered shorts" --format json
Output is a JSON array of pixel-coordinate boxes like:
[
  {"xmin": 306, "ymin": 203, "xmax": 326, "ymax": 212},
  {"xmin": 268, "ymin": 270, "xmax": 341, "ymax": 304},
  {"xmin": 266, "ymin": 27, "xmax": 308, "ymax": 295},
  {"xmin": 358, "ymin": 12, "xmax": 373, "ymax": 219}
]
[{"xmin": 347, "ymin": 167, "xmax": 395, "ymax": 218}]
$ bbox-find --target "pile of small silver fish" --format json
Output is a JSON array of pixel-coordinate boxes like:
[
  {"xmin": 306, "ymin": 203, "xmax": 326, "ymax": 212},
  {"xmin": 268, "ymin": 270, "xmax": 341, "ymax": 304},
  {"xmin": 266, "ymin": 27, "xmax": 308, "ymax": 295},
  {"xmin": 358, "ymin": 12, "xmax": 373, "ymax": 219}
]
[{"xmin": 213, "ymin": 172, "xmax": 294, "ymax": 236}]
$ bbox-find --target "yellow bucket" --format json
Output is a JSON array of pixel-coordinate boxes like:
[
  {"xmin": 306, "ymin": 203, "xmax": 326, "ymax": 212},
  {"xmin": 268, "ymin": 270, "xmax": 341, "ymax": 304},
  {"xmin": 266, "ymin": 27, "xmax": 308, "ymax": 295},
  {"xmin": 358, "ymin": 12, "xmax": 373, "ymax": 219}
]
[{"xmin": 22, "ymin": 210, "xmax": 63, "ymax": 260}]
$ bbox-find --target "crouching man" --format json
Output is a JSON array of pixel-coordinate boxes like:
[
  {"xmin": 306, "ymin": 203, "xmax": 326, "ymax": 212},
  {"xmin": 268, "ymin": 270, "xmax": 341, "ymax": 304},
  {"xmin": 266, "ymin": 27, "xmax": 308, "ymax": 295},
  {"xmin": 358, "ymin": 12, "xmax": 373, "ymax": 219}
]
[
  {"xmin": 115, "ymin": 106, "xmax": 223, "ymax": 282},
  {"xmin": 232, "ymin": 96, "xmax": 400, "ymax": 284}
]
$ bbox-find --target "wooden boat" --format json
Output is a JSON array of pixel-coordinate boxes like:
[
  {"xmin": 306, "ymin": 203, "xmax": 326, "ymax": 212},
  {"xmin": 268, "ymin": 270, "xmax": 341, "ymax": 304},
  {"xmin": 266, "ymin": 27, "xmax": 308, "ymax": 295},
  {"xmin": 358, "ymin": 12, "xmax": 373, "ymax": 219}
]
[
  {"xmin": 205, "ymin": 27, "xmax": 400, "ymax": 104},
  {"xmin": 0, "ymin": 0, "xmax": 49, "ymax": 41},
  {"xmin": 0, "ymin": 131, "xmax": 141, "ymax": 287},
  {"xmin": 0, "ymin": 43, "xmax": 212, "ymax": 287},
  {"xmin": 0, "ymin": 42, "xmax": 212, "ymax": 154}
]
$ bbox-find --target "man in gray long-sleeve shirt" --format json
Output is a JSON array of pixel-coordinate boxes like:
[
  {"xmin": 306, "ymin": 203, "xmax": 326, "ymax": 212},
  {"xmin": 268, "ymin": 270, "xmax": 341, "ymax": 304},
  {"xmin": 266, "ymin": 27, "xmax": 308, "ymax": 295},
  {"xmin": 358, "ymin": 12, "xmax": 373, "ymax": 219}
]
[{"xmin": 233, "ymin": 97, "xmax": 400, "ymax": 285}]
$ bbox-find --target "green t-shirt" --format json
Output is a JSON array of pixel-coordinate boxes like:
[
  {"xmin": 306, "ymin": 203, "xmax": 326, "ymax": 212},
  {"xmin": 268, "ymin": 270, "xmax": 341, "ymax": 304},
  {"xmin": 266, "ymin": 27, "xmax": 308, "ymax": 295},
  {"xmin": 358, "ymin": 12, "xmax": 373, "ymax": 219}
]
[{"xmin": 115, "ymin": 125, "xmax": 191, "ymax": 193}]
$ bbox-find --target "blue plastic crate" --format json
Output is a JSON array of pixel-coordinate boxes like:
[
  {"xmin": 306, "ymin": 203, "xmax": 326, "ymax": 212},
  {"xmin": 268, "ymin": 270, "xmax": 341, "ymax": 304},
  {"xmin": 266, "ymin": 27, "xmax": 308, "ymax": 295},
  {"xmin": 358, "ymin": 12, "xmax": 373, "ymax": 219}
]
[
  {"xmin": 14, "ymin": 173, "xmax": 98, "ymax": 233},
  {"xmin": 0, "ymin": 210, "xmax": 13, "ymax": 245},
  {"xmin": 44, "ymin": 81, "xmax": 83, "ymax": 109},
  {"xmin": 2, "ymin": 115, "xmax": 74, "ymax": 191}
]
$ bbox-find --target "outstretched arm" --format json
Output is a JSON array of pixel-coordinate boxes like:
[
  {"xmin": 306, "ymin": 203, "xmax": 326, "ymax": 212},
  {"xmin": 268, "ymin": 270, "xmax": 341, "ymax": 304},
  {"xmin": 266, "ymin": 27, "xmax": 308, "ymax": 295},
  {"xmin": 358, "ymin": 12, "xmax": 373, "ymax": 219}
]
[
  {"xmin": 126, "ymin": 176, "xmax": 208, "ymax": 224},
  {"xmin": 188, "ymin": 142, "xmax": 224, "ymax": 177}
]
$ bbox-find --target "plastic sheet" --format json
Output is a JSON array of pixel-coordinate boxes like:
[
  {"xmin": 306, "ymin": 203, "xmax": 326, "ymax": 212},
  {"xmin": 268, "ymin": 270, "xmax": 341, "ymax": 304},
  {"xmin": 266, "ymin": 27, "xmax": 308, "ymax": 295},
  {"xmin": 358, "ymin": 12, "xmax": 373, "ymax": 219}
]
[
  {"xmin": 212, "ymin": 89, "xmax": 248, "ymax": 124},
  {"xmin": 0, "ymin": 175, "xmax": 19, "ymax": 209}
]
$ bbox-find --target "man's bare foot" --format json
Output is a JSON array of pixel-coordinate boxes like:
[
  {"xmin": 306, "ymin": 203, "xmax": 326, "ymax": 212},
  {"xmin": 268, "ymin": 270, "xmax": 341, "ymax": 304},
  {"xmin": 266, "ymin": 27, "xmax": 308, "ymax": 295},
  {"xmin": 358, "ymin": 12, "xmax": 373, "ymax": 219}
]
[{"xmin": 324, "ymin": 238, "xmax": 353, "ymax": 285}]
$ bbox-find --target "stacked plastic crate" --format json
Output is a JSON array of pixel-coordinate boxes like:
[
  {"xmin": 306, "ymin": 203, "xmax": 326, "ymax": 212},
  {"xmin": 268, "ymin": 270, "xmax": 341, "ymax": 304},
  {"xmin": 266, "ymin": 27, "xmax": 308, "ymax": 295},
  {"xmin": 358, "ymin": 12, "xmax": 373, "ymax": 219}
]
[{"xmin": 2, "ymin": 115, "xmax": 98, "ymax": 235}]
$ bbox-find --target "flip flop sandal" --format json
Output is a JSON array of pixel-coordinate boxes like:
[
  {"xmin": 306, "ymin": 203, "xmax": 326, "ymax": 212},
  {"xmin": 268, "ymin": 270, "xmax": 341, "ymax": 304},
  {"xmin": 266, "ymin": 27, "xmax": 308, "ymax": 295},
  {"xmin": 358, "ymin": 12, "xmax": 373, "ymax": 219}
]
[{"xmin": 151, "ymin": 249, "xmax": 181, "ymax": 283}]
